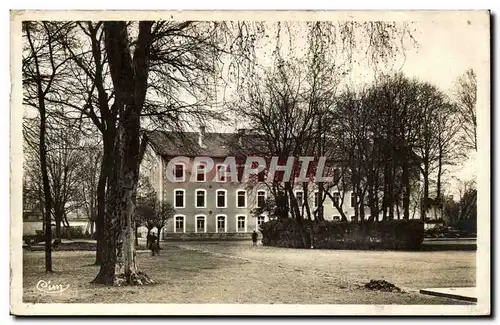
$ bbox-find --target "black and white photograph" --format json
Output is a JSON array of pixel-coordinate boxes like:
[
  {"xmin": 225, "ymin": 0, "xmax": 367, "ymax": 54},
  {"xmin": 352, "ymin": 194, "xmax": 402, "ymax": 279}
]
[{"xmin": 10, "ymin": 10, "xmax": 490, "ymax": 315}]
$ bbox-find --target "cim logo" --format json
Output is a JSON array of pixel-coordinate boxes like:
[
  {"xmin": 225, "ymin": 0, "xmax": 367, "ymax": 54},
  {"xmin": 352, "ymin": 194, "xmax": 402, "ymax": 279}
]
[{"xmin": 36, "ymin": 280, "xmax": 70, "ymax": 294}]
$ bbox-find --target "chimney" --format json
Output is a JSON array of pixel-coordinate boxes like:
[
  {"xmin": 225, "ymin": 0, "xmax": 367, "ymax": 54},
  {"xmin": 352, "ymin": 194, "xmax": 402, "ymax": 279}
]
[
  {"xmin": 198, "ymin": 125, "xmax": 206, "ymax": 148},
  {"xmin": 237, "ymin": 128, "xmax": 246, "ymax": 146}
]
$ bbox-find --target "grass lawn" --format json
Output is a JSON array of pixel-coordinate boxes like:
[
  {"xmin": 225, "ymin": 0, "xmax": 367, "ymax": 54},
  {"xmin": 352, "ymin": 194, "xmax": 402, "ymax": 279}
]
[{"xmin": 22, "ymin": 244, "xmax": 474, "ymax": 305}]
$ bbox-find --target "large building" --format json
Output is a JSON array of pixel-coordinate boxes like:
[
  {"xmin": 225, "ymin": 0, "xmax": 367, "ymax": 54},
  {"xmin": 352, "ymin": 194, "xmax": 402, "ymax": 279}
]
[{"xmin": 141, "ymin": 127, "xmax": 365, "ymax": 240}]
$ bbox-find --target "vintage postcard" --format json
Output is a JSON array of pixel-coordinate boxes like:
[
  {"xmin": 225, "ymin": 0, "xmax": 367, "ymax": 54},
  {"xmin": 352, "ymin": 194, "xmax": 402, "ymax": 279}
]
[{"xmin": 10, "ymin": 10, "xmax": 490, "ymax": 316}]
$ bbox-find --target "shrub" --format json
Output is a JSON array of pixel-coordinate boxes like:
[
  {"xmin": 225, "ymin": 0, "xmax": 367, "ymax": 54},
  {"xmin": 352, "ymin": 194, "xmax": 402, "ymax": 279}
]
[
  {"xmin": 61, "ymin": 225, "xmax": 88, "ymax": 239},
  {"xmin": 260, "ymin": 218, "xmax": 305, "ymax": 248},
  {"xmin": 260, "ymin": 218, "xmax": 424, "ymax": 250}
]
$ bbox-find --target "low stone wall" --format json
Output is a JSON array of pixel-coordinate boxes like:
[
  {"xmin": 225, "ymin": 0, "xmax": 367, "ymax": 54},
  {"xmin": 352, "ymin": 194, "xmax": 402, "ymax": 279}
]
[{"xmin": 162, "ymin": 232, "xmax": 252, "ymax": 241}]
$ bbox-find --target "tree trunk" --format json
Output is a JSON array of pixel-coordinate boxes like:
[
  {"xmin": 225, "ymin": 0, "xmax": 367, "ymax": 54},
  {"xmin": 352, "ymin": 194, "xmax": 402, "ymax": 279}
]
[
  {"xmin": 54, "ymin": 206, "xmax": 64, "ymax": 241},
  {"xmin": 382, "ymin": 165, "xmax": 389, "ymax": 220},
  {"xmin": 55, "ymin": 215, "xmax": 61, "ymax": 242},
  {"xmin": 388, "ymin": 163, "xmax": 395, "ymax": 220},
  {"xmin": 286, "ymin": 185, "xmax": 310, "ymax": 248},
  {"xmin": 359, "ymin": 191, "xmax": 365, "ymax": 222},
  {"xmin": 94, "ymin": 156, "xmax": 106, "ymax": 264},
  {"xmin": 402, "ymin": 162, "xmax": 410, "ymax": 220},
  {"xmin": 30, "ymin": 30, "xmax": 53, "ymax": 271},
  {"xmin": 157, "ymin": 226, "xmax": 163, "ymax": 247},
  {"xmin": 92, "ymin": 153, "xmax": 118, "ymax": 284},
  {"xmin": 437, "ymin": 147, "xmax": 443, "ymax": 199},
  {"xmin": 135, "ymin": 226, "xmax": 139, "ymax": 247},
  {"xmin": 147, "ymin": 228, "xmax": 151, "ymax": 246},
  {"xmin": 92, "ymin": 21, "xmax": 154, "ymax": 286},
  {"xmin": 421, "ymin": 172, "xmax": 429, "ymax": 221},
  {"xmin": 95, "ymin": 134, "xmax": 113, "ymax": 265}
]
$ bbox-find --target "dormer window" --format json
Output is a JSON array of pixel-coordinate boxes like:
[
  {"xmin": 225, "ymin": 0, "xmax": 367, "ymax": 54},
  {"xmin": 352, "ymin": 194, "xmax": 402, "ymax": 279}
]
[
  {"xmin": 216, "ymin": 164, "xmax": 226, "ymax": 182},
  {"xmin": 196, "ymin": 163, "xmax": 206, "ymax": 182},
  {"xmin": 174, "ymin": 164, "xmax": 185, "ymax": 182}
]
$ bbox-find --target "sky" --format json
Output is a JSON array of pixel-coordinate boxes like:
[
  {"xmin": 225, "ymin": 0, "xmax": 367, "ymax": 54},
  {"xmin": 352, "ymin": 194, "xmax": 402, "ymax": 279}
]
[{"xmin": 208, "ymin": 14, "xmax": 488, "ymax": 197}]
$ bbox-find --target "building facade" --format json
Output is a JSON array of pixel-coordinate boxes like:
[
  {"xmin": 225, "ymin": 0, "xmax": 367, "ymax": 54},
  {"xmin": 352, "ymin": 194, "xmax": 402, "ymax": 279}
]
[{"xmin": 141, "ymin": 127, "xmax": 370, "ymax": 240}]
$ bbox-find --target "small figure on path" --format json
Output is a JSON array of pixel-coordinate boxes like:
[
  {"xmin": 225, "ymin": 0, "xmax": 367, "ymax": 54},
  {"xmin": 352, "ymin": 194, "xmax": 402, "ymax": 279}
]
[
  {"xmin": 252, "ymin": 230, "xmax": 258, "ymax": 247},
  {"xmin": 149, "ymin": 232, "xmax": 160, "ymax": 256}
]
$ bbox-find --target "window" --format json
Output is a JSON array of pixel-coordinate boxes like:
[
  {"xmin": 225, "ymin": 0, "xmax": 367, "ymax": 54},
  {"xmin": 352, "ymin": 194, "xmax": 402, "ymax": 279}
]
[
  {"xmin": 350, "ymin": 192, "xmax": 356, "ymax": 208},
  {"xmin": 174, "ymin": 164, "xmax": 185, "ymax": 182},
  {"xmin": 196, "ymin": 163, "xmax": 206, "ymax": 182},
  {"xmin": 236, "ymin": 190, "xmax": 246, "ymax": 208},
  {"xmin": 332, "ymin": 192, "xmax": 340, "ymax": 207},
  {"xmin": 195, "ymin": 189, "xmax": 206, "ymax": 208},
  {"xmin": 216, "ymin": 164, "xmax": 226, "ymax": 182},
  {"xmin": 174, "ymin": 215, "xmax": 185, "ymax": 233},
  {"xmin": 257, "ymin": 190, "xmax": 266, "ymax": 208},
  {"xmin": 216, "ymin": 215, "xmax": 227, "ymax": 233},
  {"xmin": 295, "ymin": 191, "xmax": 303, "ymax": 206},
  {"xmin": 332, "ymin": 215, "xmax": 341, "ymax": 222},
  {"xmin": 257, "ymin": 215, "xmax": 265, "ymax": 230},
  {"xmin": 174, "ymin": 189, "xmax": 185, "ymax": 208},
  {"xmin": 216, "ymin": 189, "xmax": 227, "ymax": 208},
  {"xmin": 237, "ymin": 215, "xmax": 247, "ymax": 232},
  {"xmin": 195, "ymin": 215, "xmax": 206, "ymax": 233},
  {"xmin": 314, "ymin": 191, "xmax": 320, "ymax": 207}
]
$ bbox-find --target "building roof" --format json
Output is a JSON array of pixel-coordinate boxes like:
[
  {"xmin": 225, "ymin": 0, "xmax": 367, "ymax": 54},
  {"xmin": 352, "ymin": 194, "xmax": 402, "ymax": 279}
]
[{"xmin": 148, "ymin": 130, "xmax": 266, "ymax": 158}]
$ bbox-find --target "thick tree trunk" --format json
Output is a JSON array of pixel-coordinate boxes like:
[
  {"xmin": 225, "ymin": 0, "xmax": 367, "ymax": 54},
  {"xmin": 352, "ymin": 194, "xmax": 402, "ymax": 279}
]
[
  {"xmin": 92, "ymin": 21, "xmax": 153, "ymax": 286},
  {"xmin": 95, "ymin": 154, "xmax": 106, "ymax": 264},
  {"xmin": 92, "ymin": 155, "xmax": 118, "ymax": 284},
  {"xmin": 95, "ymin": 135, "xmax": 114, "ymax": 265}
]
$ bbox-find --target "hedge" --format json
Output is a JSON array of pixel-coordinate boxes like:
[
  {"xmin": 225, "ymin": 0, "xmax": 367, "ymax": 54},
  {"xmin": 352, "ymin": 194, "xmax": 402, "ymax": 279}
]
[{"xmin": 260, "ymin": 218, "xmax": 424, "ymax": 250}]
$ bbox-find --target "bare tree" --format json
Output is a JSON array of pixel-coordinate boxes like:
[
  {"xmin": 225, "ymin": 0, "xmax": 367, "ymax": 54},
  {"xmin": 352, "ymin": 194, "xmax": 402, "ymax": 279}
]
[
  {"xmin": 454, "ymin": 69, "xmax": 477, "ymax": 152},
  {"xmin": 79, "ymin": 138, "xmax": 102, "ymax": 236},
  {"xmin": 23, "ymin": 21, "xmax": 74, "ymax": 272}
]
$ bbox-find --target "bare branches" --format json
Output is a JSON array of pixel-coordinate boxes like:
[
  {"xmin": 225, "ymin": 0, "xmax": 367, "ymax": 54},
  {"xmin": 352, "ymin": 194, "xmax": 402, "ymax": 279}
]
[{"xmin": 454, "ymin": 69, "xmax": 477, "ymax": 152}]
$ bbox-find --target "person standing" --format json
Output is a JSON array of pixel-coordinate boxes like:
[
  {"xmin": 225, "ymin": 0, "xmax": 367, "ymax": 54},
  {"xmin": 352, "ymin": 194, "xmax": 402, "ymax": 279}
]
[
  {"xmin": 252, "ymin": 230, "xmax": 258, "ymax": 247},
  {"xmin": 150, "ymin": 232, "xmax": 159, "ymax": 256}
]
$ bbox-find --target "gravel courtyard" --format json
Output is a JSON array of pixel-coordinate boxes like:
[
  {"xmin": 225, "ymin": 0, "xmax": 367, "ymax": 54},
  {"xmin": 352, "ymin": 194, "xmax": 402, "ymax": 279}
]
[
  {"xmin": 173, "ymin": 241, "xmax": 476, "ymax": 289},
  {"xmin": 22, "ymin": 242, "xmax": 475, "ymax": 305}
]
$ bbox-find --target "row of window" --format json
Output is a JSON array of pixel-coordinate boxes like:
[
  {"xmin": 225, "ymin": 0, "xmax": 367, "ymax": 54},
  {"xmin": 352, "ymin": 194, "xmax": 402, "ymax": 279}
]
[
  {"xmin": 173, "ymin": 214, "xmax": 267, "ymax": 233},
  {"xmin": 173, "ymin": 189, "xmax": 356, "ymax": 209},
  {"xmin": 174, "ymin": 189, "xmax": 267, "ymax": 209},
  {"xmin": 172, "ymin": 163, "xmax": 342, "ymax": 183},
  {"xmin": 174, "ymin": 163, "xmax": 266, "ymax": 183}
]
